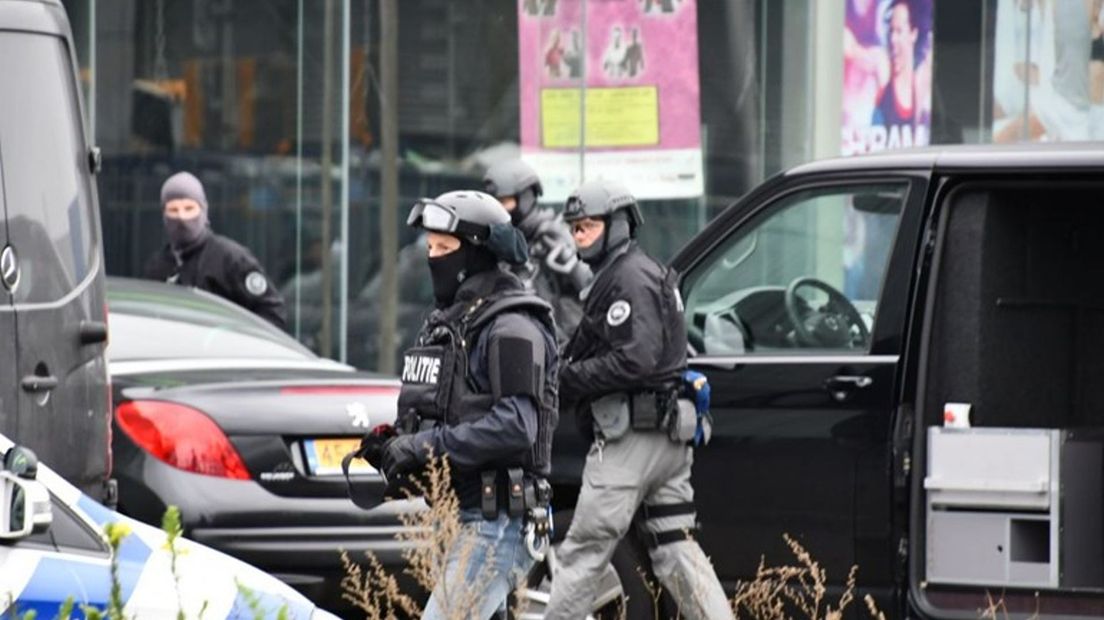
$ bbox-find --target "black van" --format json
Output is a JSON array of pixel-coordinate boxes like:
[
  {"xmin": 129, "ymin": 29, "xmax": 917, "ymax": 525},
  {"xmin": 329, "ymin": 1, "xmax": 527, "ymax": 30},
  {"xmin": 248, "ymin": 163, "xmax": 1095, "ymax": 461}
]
[
  {"xmin": 0, "ymin": 1, "xmax": 110, "ymax": 501},
  {"xmin": 544, "ymin": 143, "xmax": 1104, "ymax": 619}
]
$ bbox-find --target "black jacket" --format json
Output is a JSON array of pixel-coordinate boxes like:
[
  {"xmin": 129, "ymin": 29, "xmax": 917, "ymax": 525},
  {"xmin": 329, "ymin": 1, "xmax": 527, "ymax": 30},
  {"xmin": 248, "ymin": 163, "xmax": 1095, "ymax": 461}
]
[
  {"xmin": 510, "ymin": 206, "xmax": 589, "ymax": 344},
  {"xmin": 398, "ymin": 269, "xmax": 559, "ymax": 509},
  {"xmin": 561, "ymin": 242, "xmax": 686, "ymax": 408},
  {"xmin": 143, "ymin": 232, "xmax": 287, "ymax": 330}
]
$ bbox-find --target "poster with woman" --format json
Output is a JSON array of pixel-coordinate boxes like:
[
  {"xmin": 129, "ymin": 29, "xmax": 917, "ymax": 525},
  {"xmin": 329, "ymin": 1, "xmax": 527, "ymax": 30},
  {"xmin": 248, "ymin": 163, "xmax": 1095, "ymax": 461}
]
[{"xmin": 841, "ymin": 0, "xmax": 933, "ymax": 156}]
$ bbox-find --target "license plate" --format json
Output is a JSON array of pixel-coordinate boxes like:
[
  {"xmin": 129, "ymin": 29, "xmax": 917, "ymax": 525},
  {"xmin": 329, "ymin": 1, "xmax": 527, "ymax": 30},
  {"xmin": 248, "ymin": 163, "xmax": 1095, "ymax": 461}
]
[{"xmin": 303, "ymin": 438, "xmax": 377, "ymax": 476}]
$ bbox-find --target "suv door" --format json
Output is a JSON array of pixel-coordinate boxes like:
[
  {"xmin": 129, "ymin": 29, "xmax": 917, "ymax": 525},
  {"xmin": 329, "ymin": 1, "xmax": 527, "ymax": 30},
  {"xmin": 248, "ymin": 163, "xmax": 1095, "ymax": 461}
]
[
  {"xmin": 674, "ymin": 177, "xmax": 926, "ymax": 602},
  {"xmin": 0, "ymin": 30, "xmax": 109, "ymax": 499}
]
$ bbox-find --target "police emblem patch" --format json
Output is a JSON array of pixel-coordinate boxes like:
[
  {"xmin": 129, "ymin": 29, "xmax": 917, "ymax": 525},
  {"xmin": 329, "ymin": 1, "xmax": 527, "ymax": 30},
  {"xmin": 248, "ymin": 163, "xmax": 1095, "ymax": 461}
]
[
  {"xmin": 607, "ymin": 300, "xmax": 631, "ymax": 326},
  {"xmin": 245, "ymin": 271, "xmax": 268, "ymax": 296}
]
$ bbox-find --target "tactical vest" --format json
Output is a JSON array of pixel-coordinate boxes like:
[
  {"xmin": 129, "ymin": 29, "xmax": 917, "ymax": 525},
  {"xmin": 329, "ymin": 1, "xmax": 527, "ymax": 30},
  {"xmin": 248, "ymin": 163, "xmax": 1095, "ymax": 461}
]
[{"xmin": 396, "ymin": 289, "xmax": 559, "ymax": 476}]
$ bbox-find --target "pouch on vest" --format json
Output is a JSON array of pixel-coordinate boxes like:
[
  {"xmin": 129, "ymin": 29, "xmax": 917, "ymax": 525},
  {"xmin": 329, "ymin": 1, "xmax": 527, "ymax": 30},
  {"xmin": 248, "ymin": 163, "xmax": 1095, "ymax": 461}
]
[
  {"xmin": 590, "ymin": 392, "xmax": 630, "ymax": 441},
  {"xmin": 397, "ymin": 344, "xmax": 454, "ymax": 426},
  {"xmin": 667, "ymin": 398, "xmax": 699, "ymax": 443},
  {"xmin": 680, "ymin": 370, "xmax": 714, "ymax": 446}
]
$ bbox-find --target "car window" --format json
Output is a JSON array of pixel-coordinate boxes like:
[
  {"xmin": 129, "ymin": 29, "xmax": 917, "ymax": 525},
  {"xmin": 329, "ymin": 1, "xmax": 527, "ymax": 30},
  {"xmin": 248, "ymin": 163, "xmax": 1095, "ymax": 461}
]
[
  {"xmin": 0, "ymin": 33, "xmax": 96, "ymax": 304},
  {"xmin": 15, "ymin": 495, "xmax": 108, "ymax": 555},
  {"xmin": 682, "ymin": 183, "xmax": 906, "ymax": 356},
  {"xmin": 107, "ymin": 281, "xmax": 315, "ymax": 361}
]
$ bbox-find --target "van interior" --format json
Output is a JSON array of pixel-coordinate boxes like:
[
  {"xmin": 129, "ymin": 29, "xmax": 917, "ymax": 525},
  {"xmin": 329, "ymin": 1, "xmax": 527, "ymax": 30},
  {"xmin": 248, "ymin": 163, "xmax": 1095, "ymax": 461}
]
[{"xmin": 918, "ymin": 181, "xmax": 1104, "ymax": 617}]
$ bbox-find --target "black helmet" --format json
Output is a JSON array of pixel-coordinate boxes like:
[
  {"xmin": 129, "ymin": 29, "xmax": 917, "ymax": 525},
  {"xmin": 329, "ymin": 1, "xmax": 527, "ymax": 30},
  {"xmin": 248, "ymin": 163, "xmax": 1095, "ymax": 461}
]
[{"xmin": 563, "ymin": 180, "xmax": 643, "ymax": 228}]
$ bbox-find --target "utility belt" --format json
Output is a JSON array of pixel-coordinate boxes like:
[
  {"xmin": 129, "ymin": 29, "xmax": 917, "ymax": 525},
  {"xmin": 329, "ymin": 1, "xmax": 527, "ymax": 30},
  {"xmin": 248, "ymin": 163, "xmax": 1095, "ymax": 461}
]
[
  {"xmin": 590, "ymin": 387, "xmax": 698, "ymax": 444},
  {"xmin": 480, "ymin": 467, "xmax": 553, "ymax": 560}
]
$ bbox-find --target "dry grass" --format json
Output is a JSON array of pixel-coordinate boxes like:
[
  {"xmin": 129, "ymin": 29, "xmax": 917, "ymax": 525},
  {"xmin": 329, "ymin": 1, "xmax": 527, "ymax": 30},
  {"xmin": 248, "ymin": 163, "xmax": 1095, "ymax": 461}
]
[
  {"xmin": 978, "ymin": 590, "xmax": 1040, "ymax": 620},
  {"xmin": 340, "ymin": 449, "xmax": 504, "ymax": 620},
  {"xmin": 729, "ymin": 533, "xmax": 878, "ymax": 620}
]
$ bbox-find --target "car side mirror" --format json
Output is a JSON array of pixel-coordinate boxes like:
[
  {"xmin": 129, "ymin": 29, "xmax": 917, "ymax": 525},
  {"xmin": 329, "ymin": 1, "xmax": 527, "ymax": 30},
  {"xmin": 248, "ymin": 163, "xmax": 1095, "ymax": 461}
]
[{"xmin": 0, "ymin": 471, "xmax": 51, "ymax": 540}]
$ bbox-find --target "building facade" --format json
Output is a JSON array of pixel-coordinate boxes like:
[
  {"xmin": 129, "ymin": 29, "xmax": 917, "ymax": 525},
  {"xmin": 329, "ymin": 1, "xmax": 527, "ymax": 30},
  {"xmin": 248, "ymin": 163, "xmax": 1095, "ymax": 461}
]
[{"xmin": 60, "ymin": 0, "xmax": 1075, "ymax": 371}]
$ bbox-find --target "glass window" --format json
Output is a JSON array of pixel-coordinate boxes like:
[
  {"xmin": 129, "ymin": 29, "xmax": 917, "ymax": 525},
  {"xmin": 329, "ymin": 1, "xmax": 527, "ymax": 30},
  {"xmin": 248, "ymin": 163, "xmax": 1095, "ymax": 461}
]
[
  {"xmin": 0, "ymin": 33, "xmax": 96, "ymax": 304},
  {"xmin": 682, "ymin": 183, "xmax": 906, "ymax": 356},
  {"xmin": 16, "ymin": 495, "xmax": 108, "ymax": 555}
]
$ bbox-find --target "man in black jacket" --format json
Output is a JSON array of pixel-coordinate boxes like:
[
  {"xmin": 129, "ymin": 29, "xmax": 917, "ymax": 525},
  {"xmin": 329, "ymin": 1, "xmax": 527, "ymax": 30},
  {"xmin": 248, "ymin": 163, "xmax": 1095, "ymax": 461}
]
[
  {"xmin": 545, "ymin": 180, "xmax": 731, "ymax": 620},
  {"xmin": 483, "ymin": 159, "xmax": 591, "ymax": 343},
  {"xmin": 143, "ymin": 171, "xmax": 286, "ymax": 329},
  {"xmin": 379, "ymin": 190, "xmax": 559, "ymax": 619}
]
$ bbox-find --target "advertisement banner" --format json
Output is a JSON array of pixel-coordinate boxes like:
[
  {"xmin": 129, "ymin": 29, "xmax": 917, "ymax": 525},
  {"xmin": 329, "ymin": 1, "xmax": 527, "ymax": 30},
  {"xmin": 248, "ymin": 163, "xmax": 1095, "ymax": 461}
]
[
  {"xmin": 992, "ymin": 0, "xmax": 1103, "ymax": 143},
  {"xmin": 841, "ymin": 0, "xmax": 933, "ymax": 156},
  {"xmin": 518, "ymin": 0, "xmax": 703, "ymax": 202}
]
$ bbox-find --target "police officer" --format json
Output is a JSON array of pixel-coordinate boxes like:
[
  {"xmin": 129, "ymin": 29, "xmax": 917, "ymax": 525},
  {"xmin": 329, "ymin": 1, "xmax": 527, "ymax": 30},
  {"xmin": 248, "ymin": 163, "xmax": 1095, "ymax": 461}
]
[
  {"xmin": 483, "ymin": 160, "xmax": 591, "ymax": 343},
  {"xmin": 545, "ymin": 181, "xmax": 732, "ymax": 620},
  {"xmin": 143, "ymin": 171, "xmax": 287, "ymax": 329},
  {"xmin": 379, "ymin": 190, "xmax": 559, "ymax": 619}
]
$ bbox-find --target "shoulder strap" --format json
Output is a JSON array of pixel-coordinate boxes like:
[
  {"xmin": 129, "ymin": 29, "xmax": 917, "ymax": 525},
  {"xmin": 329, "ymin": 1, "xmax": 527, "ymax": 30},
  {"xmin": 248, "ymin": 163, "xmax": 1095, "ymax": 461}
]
[{"xmin": 464, "ymin": 292, "xmax": 555, "ymax": 334}]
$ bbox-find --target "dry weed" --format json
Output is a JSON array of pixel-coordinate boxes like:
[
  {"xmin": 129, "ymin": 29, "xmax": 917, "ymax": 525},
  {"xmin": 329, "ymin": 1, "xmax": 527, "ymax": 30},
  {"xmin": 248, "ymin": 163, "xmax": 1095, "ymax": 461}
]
[
  {"xmin": 978, "ymin": 590, "xmax": 1040, "ymax": 620},
  {"xmin": 340, "ymin": 450, "xmax": 505, "ymax": 620},
  {"xmin": 730, "ymin": 533, "xmax": 880, "ymax": 620}
]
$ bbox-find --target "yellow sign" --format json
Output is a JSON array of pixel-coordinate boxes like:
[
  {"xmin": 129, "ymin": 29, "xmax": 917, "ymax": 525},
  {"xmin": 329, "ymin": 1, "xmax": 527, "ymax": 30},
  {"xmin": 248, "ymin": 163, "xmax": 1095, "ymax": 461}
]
[
  {"xmin": 307, "ymin": 438, "xmax": 376, "ymax": 476},
  {"xmin": 541, "ymin": 87, "xmax": 659, "ymax": 148}
]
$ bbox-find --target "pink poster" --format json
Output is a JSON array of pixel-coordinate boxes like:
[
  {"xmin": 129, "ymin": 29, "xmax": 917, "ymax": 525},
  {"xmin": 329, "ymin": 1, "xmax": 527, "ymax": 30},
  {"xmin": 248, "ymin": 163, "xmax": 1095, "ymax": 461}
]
[{"xmin": 518, "ymin": 0, "xmax": 703, "ymax": 201}]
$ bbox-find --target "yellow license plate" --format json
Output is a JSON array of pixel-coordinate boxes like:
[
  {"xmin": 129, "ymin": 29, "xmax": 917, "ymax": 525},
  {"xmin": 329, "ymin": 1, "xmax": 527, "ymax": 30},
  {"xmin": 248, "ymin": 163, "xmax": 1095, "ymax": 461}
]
[{"xmin": 304, "ymin": 438, "xmax": 377, "ymax": 476}]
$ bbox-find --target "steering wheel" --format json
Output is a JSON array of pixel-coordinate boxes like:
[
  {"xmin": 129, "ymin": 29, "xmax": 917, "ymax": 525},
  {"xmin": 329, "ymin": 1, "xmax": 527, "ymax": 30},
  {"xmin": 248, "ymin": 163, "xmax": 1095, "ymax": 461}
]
[{"xmin": 784, "ymin": 277, "xmax": 870, "ymax": 349}]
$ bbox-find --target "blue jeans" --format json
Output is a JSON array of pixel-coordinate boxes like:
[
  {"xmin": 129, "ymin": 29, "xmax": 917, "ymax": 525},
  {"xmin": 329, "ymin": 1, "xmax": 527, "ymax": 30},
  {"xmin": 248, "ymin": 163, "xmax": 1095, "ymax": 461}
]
[{"xmin": 422, "ymin": 508, "xmax": 535, "ymax": 620}]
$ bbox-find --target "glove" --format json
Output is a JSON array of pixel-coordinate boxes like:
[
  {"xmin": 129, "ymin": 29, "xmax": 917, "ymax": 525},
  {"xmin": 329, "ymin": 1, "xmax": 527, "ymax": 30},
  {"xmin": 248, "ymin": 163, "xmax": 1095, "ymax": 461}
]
[
  {"xmin": 381, "ymin": 434, "xmax": 423, "ymax": 481},
  {"xmin": 357, "ymin": 424, "xmax": 396, "ymax": 471}
]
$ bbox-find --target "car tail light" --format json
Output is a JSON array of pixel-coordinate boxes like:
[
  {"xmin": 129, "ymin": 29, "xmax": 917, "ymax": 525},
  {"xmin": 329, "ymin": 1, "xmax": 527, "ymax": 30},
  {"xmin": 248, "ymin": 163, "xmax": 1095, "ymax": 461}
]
[{"xmin": 115, "ymin": 400, "xmax": 251, "ymax": 480}]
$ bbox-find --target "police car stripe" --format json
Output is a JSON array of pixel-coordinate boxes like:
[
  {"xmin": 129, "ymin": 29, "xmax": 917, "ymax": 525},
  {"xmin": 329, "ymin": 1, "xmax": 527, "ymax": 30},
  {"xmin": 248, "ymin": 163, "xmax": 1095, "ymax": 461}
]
[{"xmin": 18, "ymin": 555, "xmax": 113, "ymax": 618}]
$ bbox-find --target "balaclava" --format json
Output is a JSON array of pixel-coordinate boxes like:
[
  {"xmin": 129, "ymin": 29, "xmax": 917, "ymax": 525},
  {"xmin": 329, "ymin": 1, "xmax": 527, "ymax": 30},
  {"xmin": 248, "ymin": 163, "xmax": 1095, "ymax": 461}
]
[
  {"xmin": 161, "ymin": 171, "xmax": 210, "ymax": 250},
  {"xmin": 578, "ymin": 211, "xmax": 632, "ymax": 266},
  {"xmin": 428, "ymin": 240, "xmax": 498, "ymax": 308}
]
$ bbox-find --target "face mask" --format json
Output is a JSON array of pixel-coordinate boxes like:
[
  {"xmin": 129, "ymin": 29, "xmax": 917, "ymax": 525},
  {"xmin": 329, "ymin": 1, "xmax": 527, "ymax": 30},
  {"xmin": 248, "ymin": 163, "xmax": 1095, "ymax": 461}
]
[
  {"xmin": 428, "ymin": 242, "xmax": 499, "ymax": 308},
  {"xmin": 164, "ymin": 214, "xmax": 209, "ymax": 249},
  {"xmin": 577, "ymin": 215, "xmax": 630, "ymax": 266},
  {"xmin": 428, "ymin": 246, "xmax": 470, "ymax": 308}
]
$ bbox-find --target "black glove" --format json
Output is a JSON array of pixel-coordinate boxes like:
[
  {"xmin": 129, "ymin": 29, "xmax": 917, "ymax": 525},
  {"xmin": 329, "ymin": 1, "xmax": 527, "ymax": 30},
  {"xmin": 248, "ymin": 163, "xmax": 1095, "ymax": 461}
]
[
  {"xmin": 357, "ymin": 424, "xmax": 397, "ymax": 471},
  {"xmin": 381, "ymin": 434, "xmax": 422, "ymax": 481}
]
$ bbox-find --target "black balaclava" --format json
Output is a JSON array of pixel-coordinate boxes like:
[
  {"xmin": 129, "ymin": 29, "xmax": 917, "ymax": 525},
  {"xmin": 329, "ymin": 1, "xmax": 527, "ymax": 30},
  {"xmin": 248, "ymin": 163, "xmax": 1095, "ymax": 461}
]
[
  {"xmin": 510, "ymin": 186, "xmax": 540, "ymax": 227},
  {"xmin": 428, "ymin": 240, "xmax": 498, "ymax": 308},
  {"xmin": 578, "ymin": 211, "xmax": 632, "ymax": 266}
]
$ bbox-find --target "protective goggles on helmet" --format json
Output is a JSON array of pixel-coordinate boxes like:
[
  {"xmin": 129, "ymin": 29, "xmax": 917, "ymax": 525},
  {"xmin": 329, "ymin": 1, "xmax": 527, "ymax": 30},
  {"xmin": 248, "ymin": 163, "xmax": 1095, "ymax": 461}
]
[{"xmin": 407, "ymin": 199, "xmax": 491, "ymax": 242}]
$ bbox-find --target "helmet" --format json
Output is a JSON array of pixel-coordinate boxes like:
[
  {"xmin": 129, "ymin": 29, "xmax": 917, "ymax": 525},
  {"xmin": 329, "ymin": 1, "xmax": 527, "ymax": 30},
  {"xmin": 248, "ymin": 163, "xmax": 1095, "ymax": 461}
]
[
  {"xmin": 563, "ymin": 180, "xmax": 644, "ymax": 265},
  {"xmin": 562, "ymin": 180, "xmax": 643, "ymax": 228},
  {"xmin": 407, "ymin": 190, "xmax": 510, "ymax": 245},
  {"xmin": 407, "ymin": 190, "xmax": 528, "ymax": 265},
  {"xmin": 483, "ymin": 160, "xmax": 543, "ymax": 199}
]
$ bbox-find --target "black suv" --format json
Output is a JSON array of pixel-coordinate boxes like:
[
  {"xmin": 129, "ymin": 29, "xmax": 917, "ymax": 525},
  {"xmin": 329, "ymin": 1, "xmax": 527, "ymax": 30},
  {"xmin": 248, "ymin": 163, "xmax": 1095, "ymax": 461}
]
[
  {"xmin": 544, "ymin": 143, "xmax": 1104, "ymax": 619},
  {"xmin": 0, "ymin": 1, "xmax": 110, "ymax": 501}
]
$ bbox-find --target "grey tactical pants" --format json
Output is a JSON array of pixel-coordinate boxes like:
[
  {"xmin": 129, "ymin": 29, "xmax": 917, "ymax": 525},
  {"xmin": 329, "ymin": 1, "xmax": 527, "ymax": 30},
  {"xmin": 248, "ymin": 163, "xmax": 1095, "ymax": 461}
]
[{"xmin": 544, "ymin": 431, "xmax": 734, "ymax": 620}]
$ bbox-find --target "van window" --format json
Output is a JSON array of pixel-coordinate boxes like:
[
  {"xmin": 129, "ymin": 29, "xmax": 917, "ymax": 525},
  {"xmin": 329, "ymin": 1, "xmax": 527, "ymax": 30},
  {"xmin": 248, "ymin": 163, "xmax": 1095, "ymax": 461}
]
[
  {"xmin": 0, "ymin": 33, "xmax": 96, "ymax": 304},
  {"xmin": 682, "ymin": 183, "xmax": 906, "ymax": 355}
]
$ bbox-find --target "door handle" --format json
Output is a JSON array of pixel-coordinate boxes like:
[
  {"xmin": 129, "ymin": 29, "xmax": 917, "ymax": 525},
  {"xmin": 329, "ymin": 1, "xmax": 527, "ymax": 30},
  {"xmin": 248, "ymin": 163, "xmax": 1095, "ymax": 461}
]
[
  {"xmin": 79, "ymin": 320, "xmax": 109, "ymax": 345},
  {"xmin": 21, "ymin": 375, "xmax": 59, "ymax": 393},
  {"xmin": 824, "ymin": 375, "xmax": 873, "ymax": 402}
]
